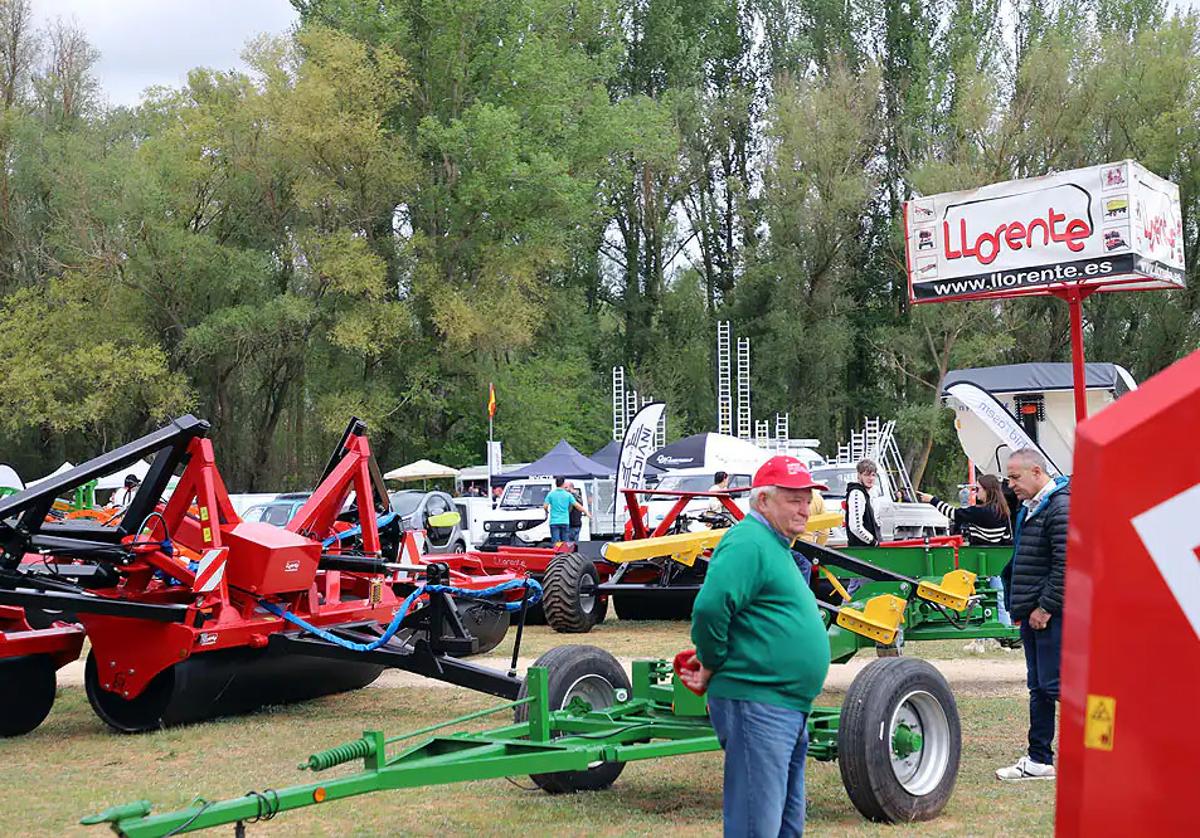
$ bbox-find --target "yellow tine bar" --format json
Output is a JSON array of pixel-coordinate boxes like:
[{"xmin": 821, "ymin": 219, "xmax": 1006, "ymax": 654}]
[
  {"xmin": 835, "ymin": 594, "xmax": 908, "ymax": 645},
  {"xmin": 915, "ymin": 569, "xmax": 978, "ymax": 612}
]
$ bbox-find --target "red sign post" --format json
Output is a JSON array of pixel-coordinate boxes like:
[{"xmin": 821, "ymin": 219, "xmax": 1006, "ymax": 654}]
[{"xmin": 1056, "ymin": 349, "xmax": 1200, "ymax": 834}]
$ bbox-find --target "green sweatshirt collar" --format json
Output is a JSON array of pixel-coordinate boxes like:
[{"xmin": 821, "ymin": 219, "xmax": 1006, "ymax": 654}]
[{"xmin": 746, "ymin": 510, "xmax": 792, "ymax": 548}]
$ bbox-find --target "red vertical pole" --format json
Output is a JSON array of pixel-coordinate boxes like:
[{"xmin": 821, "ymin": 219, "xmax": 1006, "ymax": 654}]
[{"xmin": 1066, "ymin": 288, "xmax": 1089, "ymax": 424}]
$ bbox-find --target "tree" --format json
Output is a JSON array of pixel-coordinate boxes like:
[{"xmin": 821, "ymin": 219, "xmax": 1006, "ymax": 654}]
[{"xmin": 33, "ymin": 17, "xmax": 99, "ymax": 126}]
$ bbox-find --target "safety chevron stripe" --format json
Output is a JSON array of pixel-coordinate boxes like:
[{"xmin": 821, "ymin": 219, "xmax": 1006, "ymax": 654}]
[{"xmin": 194, "ymin": 548, "xmax": 226, "ymax": 593}]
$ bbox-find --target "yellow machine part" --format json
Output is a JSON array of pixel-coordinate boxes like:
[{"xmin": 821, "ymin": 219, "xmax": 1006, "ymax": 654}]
[
  {"xmin": 836, "ymin": 594, "xmax": 907, "ymax": 645},
  {"xmin": 916, "ymin": 569, "xmax": 977, "ymax": 612},
  {"xmin": 604, "ymin": 509, "xmax": 845, "ymax": 567},
  {"xmin": 603, "ymin": 529, "xmax": 725, "ymax": 567}
]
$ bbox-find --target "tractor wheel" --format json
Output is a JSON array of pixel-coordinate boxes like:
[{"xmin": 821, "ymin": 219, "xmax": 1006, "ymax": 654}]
[
  {"xmin": 514, "ymin": 645, "xmax": 631, "ymax": 794},
  {"xmin": 543, "ymin": 552, "xmax": 608, "ymax": 633},
  {"xmin": 453, "ymin": 601, "xmax": 509, "ymax": 656},
  {"xmin": 612, "ymin": 593, "xmax": 694, "ymax": 621},
  {"xmin": 0, "ymin": 654, "xmax": 57, "ymax": 737},
  {"xmin": 837, "ymin": 657, "xmax": 961, "ymax": 822}
]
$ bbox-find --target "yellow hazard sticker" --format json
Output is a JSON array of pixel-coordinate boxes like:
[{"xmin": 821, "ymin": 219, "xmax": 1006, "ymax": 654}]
[
  {"xmin": 202, "ymin": 526, "xmax": 212, "ymax": 543},
  {"xmin": 199, "ymin": 506, "xmax": 209, "ymax": 522},
  {"xmin": 1084, "ymin": 694, "xmax": 1116, "ymax": 751}
]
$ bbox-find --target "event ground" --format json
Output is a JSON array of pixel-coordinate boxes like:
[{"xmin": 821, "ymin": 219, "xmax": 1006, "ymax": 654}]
[{"xmin": 10, "ymin": 621, "xmax": 1055, "ymax": 837}]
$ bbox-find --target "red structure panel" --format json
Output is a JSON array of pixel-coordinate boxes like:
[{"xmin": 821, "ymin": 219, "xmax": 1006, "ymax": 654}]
[{"xmin": 1057, "ymin": 349, "xmax": 1200, "ymax": 835}]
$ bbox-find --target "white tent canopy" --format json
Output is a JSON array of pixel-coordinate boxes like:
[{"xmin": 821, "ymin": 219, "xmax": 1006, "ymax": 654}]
[
  {"xmin": 95, "ymin": 458, "xmax": 153, "ymax": 491},
  {"xmin": 384, "ymin": 459, "xmax": 460, "ymax": 482},
  {"xmin": 27, "ymin": 461, "xmax": 75, "ymax": 487},
  {"xmin": 0, "ymin": 463, "xmax": 24, "ymax": 491}
]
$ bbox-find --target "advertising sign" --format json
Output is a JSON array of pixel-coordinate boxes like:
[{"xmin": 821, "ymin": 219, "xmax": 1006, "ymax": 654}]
[
  {"xmin": 905, "ymin": 160, "xmax": 1185, "ymax": 303},
  {"xmin": 617, "ymin": 402, "xmax": 665, "ymax": 494}
]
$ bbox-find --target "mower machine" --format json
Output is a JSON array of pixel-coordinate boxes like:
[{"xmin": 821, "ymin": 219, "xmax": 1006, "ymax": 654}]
[
  {"xmin": 82, "ymin": 528, "xmax": 977, "ymax": 834},
  {"xmin": 0, "ymin": 416, "xmax": 537, "ymax": 737}
]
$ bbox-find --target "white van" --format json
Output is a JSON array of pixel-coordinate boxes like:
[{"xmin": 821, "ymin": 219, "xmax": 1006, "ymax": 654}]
[
  {"xmin": 641, "ymin": 468, "xmax": 753, "ymax": 532},
  {"xmin": 809, "ymin": 463, "xmax": 948, "ymax": 544},
  {"xmin": 481, "ymin": 477, "xmax": 596, "ymax": 546}
]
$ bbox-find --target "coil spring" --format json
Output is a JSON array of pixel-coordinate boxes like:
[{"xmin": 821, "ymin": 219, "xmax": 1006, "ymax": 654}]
[{"xmin": 303, "ymin": 737, "xmax": 375, "ymax": 771}]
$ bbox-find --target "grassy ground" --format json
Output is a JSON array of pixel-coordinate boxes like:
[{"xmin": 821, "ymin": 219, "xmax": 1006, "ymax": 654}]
[{"xmin": 7, "ymin": 621, "xmax": 1052, "ymax": 838}]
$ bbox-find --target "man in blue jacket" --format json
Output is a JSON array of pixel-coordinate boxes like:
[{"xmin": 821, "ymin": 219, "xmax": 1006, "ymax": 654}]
[{"xmin": 996, "ymin": 448, "xmax": 1070, "ymax": 781}]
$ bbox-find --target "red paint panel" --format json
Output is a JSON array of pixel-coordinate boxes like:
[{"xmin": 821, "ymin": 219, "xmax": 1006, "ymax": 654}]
[{"xmin": 1057, "ymin": 349, "xmax": 1200, "ymax": 835}]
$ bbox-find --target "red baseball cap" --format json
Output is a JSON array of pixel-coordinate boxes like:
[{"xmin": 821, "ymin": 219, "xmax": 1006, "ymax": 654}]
[{"xmin": 752, "ymin": 456, "xmax": 828, "ymax": 491}]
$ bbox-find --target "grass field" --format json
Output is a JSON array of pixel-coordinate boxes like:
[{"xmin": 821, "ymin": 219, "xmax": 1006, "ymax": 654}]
[{"xmin": 6, "ymin": 622, "xmax": 1054, "ymax": 837}]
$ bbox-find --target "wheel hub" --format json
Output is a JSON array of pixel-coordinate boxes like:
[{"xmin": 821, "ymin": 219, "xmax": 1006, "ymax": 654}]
[
  {"xmin": 578, "ymin": 573, "xmax": 596, "ymax": 613},
  {"xmin": 888, "ymin": 689, "xmax": 950, "ymax": 796}
]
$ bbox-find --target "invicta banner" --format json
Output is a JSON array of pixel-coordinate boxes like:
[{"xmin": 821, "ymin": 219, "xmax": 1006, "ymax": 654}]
[{"xmin": 904, "ymin": 160, "xmax": 1186, "ymax": 303}]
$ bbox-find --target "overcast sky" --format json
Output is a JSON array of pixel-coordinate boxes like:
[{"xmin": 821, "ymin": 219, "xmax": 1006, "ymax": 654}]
[{"xmin": 33, "ymin": 0, "xmax": 299, "ymax": 108}]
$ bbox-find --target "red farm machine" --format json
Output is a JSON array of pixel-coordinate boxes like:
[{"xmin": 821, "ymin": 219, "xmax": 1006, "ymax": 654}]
[
  {"xmin": 0, "ymin": 416, "xmax": 540, "ymax": 736},
  {"xmin": 79, "ymin": 490, "xmax": 1000, "ymax": 835}
]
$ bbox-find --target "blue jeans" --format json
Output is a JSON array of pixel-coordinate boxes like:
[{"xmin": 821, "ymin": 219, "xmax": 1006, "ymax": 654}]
[
  {"xmin": 549, "ymin": 524, "xmax": 570, "ymax": 544},
  {"xmin": 1021, "ymin": 615, "xmax": 1062, "ymax": 764},
  {"xmin": 990, "ymin": 576, "xmax": 1012, "ymax": 626},
  {"xmin": 708, "ymin": 697, "xmax": 808, "ymax": 837},
  {"xmin": 566, "ymin": 526, "xmax": 581, "ymax": 543}
]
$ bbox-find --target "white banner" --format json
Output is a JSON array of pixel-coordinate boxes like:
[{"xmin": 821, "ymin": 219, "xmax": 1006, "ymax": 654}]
[
  {"xmin": 946, "ymin": 382, "xmax": 1062, "ymax": 476},
  {"xmin": 617, "ymin": 402, "xmax": 665, "ymax": 494},
  {"xmin": 906, "ymin": 160, "xmax": 1185, "ymax": 302},
  {"xmin": 485, "ymin": 441, "xmax": 502, "ymax": 486}
]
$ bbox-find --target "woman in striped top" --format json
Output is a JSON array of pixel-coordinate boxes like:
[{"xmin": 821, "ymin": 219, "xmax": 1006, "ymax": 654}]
[{"xmin": 918, "ymin": 473, "xmax": 1012, "ymax": 545}]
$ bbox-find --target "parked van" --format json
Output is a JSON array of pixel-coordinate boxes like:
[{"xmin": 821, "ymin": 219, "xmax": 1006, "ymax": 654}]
[{"xmin": 481, "ymin": 477, "xmax": 596, "ymax": 546}]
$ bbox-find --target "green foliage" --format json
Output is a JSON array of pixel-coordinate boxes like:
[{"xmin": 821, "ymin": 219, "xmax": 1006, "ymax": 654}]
[{"xmin": 0, "ymin": 1, "xmax": 1197, "ymax": 492}]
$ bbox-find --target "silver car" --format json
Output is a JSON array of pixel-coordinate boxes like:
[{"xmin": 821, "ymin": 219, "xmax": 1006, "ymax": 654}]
[{"xmin": 389, "ymin": 490, "xmax": 469, "ymax": 554}]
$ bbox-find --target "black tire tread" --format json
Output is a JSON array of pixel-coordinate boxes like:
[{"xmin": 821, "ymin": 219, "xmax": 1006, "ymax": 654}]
[
  {"xmin": 543, "ymin": 552, "xmax": 605, "ymax": 634},
  {"xmin": 837, "ymin": 657, "xmax": 961, "ymax": 823},
  {"xmin": 514, "ymin": 644, "xmax": 631, "ymax": 794}
]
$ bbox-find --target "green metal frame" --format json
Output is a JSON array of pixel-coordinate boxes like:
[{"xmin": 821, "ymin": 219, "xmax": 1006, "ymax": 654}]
[
  {"xmin": 84, "ymin": 661, "xmax": 842, "ymax": 837},
  {"xmin": 825, "ymin": 544, "xmax": 1017, "ymax": 662}
]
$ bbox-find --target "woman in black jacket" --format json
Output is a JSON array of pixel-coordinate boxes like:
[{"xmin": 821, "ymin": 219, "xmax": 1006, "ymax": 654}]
[{"xmin": 918, "ymin": 473, "xmax": 1012, "ymax": 545}]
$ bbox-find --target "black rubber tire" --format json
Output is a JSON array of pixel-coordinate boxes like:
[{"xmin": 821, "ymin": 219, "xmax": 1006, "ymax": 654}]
[
  {"xmin": 0, "ymin": 654, "xmax": 57, "ymax": 737},
  {"xmin": 612, "ymin": 593, "xmax": 694, "ymax": 621},
  {"xmin": 837, "ymin": 657, "xmax": 961, "ymax": 822},
  {"xmin": 514, "ymin": 645, "xmax": 631, "ymax": 794},
  {"xmin": 453, "ymin": 601, "xmax": 509, "ymax": 656},
  {"xmin": 543, "ymin": 552, "xmax": 608, "ymax": 633}
]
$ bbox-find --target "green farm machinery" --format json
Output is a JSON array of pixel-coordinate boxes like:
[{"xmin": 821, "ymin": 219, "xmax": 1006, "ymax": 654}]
[{"xmin": 82, "ymin": 533, "xmax": 1005, "ymax": 835}]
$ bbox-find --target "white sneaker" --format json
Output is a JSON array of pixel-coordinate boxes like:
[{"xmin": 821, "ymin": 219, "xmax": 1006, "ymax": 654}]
[{"xmin": 995, "ymin": 756, "xmax": 1056, "ymax": 781}]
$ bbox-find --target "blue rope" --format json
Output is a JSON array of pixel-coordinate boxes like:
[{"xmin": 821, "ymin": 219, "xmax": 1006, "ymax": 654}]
[
  {"xmin": 322, "ymin": 511, "xmax": 399, "ymax": 548},
  {"xmin": 259, "ymin": 577, "xmax": 542, "ymax": 653}
]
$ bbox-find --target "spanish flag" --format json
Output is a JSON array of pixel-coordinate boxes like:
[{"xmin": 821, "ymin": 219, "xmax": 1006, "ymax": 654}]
[{"xmin": 487, "ymin": 382, "xmax": 497, "ymax": 419}]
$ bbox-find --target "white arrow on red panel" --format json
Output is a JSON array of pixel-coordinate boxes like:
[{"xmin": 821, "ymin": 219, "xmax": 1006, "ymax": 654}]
[{"xmin": 1131, "ymin": 483, "xmax": 1200, "ymax": 642}]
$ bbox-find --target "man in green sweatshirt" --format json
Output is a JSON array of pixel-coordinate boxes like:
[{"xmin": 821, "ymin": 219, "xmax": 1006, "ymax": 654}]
[{"xmin": 683, "ymin": 455, "xmax": 831, "ymax": 837}]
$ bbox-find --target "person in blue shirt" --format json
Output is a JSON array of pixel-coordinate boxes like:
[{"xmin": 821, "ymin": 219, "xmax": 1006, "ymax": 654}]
[{"xmin": 543, "ymin": 476, "xmax": 586, "ymax": 544}]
